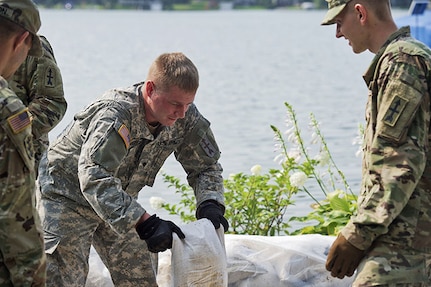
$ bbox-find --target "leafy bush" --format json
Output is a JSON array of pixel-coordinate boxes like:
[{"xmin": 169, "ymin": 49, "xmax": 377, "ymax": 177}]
[{"xmin": 152, "ymin": 102, "xmax": 360, "ymax": 236}]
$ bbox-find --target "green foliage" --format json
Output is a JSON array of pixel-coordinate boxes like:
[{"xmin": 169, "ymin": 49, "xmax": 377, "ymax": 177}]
[
  {"xmin": 271, "ymin": 102, "xmax": 358, "ymax": 235},
  {"xmin": 161, "ymin": 168, "xmax": 297, "ymax": 236},
  {"xmin": 223, "ymin": 169, "xmax": 295, "ymax": 236},
  {"xmin": 290, "ymin": 189, "xmax": 357, "ymax": 235},
  {"xmin": 157, "ymin": 102, "xmax": 359, "ymax": 236},
  {"xmin": 161, "ymin": 174, "xmax": 196, "ymax": 223}
]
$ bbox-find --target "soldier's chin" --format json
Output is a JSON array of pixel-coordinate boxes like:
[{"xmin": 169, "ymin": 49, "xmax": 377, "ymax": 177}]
[{"xmin": 163, "ymin": 118, "xmax": 177, "ymax": 126}]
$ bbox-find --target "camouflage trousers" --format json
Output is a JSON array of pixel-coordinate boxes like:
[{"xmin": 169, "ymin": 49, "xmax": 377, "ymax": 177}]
[
  {"xmin": 353, "ymin": 242, "xmax": 431, "ymax": 287},
  {"xmin": 40, "ymin": 195, "xmax": 157, "ymax": 287},
  {"xmin": 0, "ymin": 177, "xmax": 46, "ymax": 286}
]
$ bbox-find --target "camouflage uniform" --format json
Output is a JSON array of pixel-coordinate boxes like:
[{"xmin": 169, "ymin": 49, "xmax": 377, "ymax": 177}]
[
  {"xmin": 341, "ymin": 27, "xmax": 431, "ymax": 286},
  {"xmin": 0, "ymin": 76, "xmax": 46, "ymax": 286},
  {"xmin": 9, "ymin": 35, "xmax": 67, "ymax": 171},
  {"xmin": 38, "ymin": 82, "xmax": 224, "ymax": 286}
]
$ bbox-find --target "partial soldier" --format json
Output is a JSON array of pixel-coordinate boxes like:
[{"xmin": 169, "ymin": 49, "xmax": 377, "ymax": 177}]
[
  {"xmin": 9, "ymin": 34, "xmax": 67, "ymax": 171},
  {"xmin": 39, "ymin": 52, "xmax": 229, "ymax": 286},
  {"xmin": 322, "ymin": 0, "xmax": 431, "ymax": 286},
  {"xmin": 0, "ymin": 0, "xmax": 46, "ymax": 285}
]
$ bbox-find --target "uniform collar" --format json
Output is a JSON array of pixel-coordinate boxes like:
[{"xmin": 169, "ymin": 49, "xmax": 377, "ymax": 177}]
[{"xmin": 363, "ymin": 26, "xmax": 411, "ymax": 85}]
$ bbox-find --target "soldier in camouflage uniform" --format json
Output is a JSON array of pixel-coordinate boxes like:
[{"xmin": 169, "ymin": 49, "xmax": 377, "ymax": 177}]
[
  {"xmin": 38, "ymin": 52, "xmax": 228, "ymax": 286},
  {"xmin": 0, "ymin": 0, "xmax": 46, "ymax": 285},
  {"xmin": 9, "ymin": 34, "xmax": 67, "ymax": 172},
  {"xmin": 322, "ymin": 0, "xmax": 431, "ymax": 286}
]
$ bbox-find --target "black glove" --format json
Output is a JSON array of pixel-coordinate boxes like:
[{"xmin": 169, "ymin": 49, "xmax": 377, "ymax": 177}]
[
  {"xmin": 196, "ymin": 200, "xmax": 229, "ymax": 232},
  {"xmin": 136, "ymin": 214, "xmax": 185, "ymax": 253}
]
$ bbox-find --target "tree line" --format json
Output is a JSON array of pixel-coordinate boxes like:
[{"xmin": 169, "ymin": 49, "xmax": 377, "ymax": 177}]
[{"xmin": 34, "ymin": 0, "xmax": 418, "ymax": 10}]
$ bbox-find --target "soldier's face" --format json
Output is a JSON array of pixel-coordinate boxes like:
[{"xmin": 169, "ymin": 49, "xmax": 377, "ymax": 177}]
[
  {"xmin": 334, "ymin": 3, "xmax": 368, "ymax": 54},
  {"xmin": 147, "ymin": 85, "xmax": 195, "ymax": 126}
]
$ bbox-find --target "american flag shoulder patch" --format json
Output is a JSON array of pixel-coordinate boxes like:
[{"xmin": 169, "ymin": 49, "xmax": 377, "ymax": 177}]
[
  {"xmin": 118, "ymin": 124, "xmax": 130, "ymax": 149},
  {"xmin": 7, "ymin": 108, "xmax": 31, "ymax": 134}
]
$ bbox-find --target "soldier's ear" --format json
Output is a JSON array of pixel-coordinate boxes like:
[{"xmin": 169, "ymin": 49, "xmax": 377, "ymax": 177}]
[
  {"xmin": 13, "ymin": 31, "xmax": 31, "ymax": 54},
  {"xmin": 354, "ymin": 3, "xmax": 367, "ymax": 24},
  {"xmin": 145, "ymin": 81, "xmax": 156, "ymax": 98}
]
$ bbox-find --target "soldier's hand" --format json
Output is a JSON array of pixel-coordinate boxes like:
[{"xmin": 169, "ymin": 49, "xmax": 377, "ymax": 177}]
[
  {"xmin": 136, "ymin": 214, "xmax": 185, "ymax": 253},
  {"xmin": 196, "ymin": 200, "xmax": 229, "ymax": 232},
  {"xmin": 326, "ymin": 233, "xmax": 365, "ymax": 279}
]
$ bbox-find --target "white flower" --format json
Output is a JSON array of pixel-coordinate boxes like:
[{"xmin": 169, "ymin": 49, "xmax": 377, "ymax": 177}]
[
  {"xmin": 273, "ymin": 141, "xmax": 282, "ymax": 152},
  {"xmin": 355, "ymin": 148, "xmax": 364, "ymax": 158},
  {"xmin": 283, "ymin": 121, "xmax": 298, "ymax": 144},
  {"xmin": 327, "ymin": 189, "xmax": 345, "ymax": 200},
  {"xmin": 352, "ymin": 125, "xmax": 364, "ymax": 158},
  {"xmin": 290, "ymin": 172, "xmax": 307, "ymax": 188},
  {"xmin": 310, "ymin": 132, "xmax": 319, "ymax": 145},
  {"xmin": 314, "ymin": 151, "xmax": 330, "ymax": 166},
  {"xmin": 275, "ymin": 172, "xmax": 283, "ymax": 178},
  {"xmin": 287, "ymin": 132, "xmax": 298, "ymax": 144},
  {"xmin": 149, "ymin": 196, "xmax": 165, "ymax": 210},
  {"xmin": 274, "ymin": 154, "xmax": 286, "ymax": 165},
  {"xmin": 250, "ymin": 164, "xmax": 262, "ymax": 175},
  {"xmin": 284, "ymin": 126, "xmax": 295, "ymax": 137},
  {"xmin": 287, "ymin": 149, "xmax": 301, "ymax": 163}
]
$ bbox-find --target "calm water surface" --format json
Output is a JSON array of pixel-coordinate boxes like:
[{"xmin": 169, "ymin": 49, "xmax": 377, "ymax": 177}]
[{"xmin": 37, "ymin": 8, "xmax": 407, "ymax": 222}]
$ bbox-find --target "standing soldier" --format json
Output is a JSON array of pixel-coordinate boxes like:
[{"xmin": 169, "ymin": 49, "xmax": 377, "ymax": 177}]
[
  {"xmin": 322, "ymin": 0, "xmax": 431, "ymax": 286},
  {"xmin": 0, "ymin": 0, "xmax": 46, "ymax": 286},
  {"xmin": 9, "ymin": 34, "xmax": 67, "ymax": 172}
]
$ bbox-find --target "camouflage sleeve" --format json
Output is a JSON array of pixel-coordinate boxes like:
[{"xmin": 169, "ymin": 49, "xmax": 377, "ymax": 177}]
[
  {"xmin": 77, "ymin": 105, "xmax": 145, "ymax": 235},
  {"xmin": 175, "ymin": 114, "xmax": 225, "ymax": 208},
  {"xmin": 0, "ymin": 86, "xmax": 35, "ymax": 175},
  {"xmin": 342, "ymin": 54, "xmax": 430, "ymax": 250},
  {"xmin": 12, "ymin": 35, "xmax": 67, "ymax": 140}
]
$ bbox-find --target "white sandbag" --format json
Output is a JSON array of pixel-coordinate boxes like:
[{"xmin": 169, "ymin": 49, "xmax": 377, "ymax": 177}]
[
  {"xmin": 168, "ymin": 219, "xmax": 228, "ymax": 287},
  {"xmin": 88, "ymin": 232, "xmax": 355, "ymax": 287},
  {"xmin": 225, "ymin": 234, "xmax": 354, "ymax": 287}
]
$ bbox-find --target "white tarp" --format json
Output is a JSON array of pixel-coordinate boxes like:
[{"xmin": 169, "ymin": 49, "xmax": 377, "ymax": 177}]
[
  {"xmin": 224, "ymin": 234, "xmax": 353, "ymax": 287},
  {"xmin": 86, "ymin": 230, "xmax": 354, "ymax": 287},
  {"xmin": 159, "ymin": 219, "xmax": 227, "ymax": 286}
]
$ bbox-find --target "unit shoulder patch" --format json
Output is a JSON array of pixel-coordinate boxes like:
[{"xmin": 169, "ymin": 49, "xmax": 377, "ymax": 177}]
[
  {"xmin": 383, "ymin": 95, "xmax": 408, "ymax": 127},
  {"xmin": 44, "ymin": 66, "xmax": 56, "ymax": 88},
  {"xmin": 199, "ymin": 136, "xmax": 216, "ymax": 157}
]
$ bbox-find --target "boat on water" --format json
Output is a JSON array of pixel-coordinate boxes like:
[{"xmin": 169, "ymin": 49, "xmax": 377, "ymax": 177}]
[{"xmin": 396, "ymin": 0, "xmax": 431, "ymax": 47}]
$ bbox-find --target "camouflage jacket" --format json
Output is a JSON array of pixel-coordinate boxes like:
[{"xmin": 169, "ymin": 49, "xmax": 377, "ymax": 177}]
[
  {"xmin": 9, "ymin": 35, "xmax": 67, "ymax": 168},
  {"xmin": 0, "ymin": 76, "xmax": 35, "ymax": 191},
  {"xmin": 342, "ymin": 27, "xmax": 431, "ymax": 252},
  {"xmin": 40, "ymin": 83, "xmax": 224, "ymax": 235}
]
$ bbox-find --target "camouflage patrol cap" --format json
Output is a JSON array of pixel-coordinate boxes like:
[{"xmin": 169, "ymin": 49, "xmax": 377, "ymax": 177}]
[
  {"xmin": 0, "ymin": 0, "xmax": 42, "ymax": 57},
  {"xmin": 321, "ymin": 0, "xmax": 352, "ymax": 25}
]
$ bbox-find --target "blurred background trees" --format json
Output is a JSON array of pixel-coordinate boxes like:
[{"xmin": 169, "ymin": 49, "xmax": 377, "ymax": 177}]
[{"xmin": 34, "ymin": 0, "xmax": 417, "ymax": 10}]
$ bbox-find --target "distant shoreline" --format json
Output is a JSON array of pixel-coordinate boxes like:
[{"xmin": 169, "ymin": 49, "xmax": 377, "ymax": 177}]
[{"xmin": 40, "ymin": 3, "xmax": 311, "ymax": 11}]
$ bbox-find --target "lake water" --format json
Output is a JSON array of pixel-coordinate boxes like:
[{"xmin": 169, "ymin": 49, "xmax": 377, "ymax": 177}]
[{"xmin": 37, "ymin": 8, "xmax": 408, "ymax": 224}]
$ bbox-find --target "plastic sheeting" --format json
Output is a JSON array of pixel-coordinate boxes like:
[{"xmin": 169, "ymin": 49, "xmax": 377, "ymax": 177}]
[
  {"xmin": 224, "ymin": 234, "xmax": 353, "ymax": 287},
  {"xmin": 86, "ymin": 232, "xmax": 354, "ymax": 287},
  {"xmin": 161, "ymin": 219, "xmax": 227, "ymax": 286}
]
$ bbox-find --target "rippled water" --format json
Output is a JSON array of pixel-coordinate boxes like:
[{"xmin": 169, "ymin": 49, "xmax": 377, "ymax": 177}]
[{"xmin": 38, "ymin": 7, "xmax": 408, "ymax": 221}]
